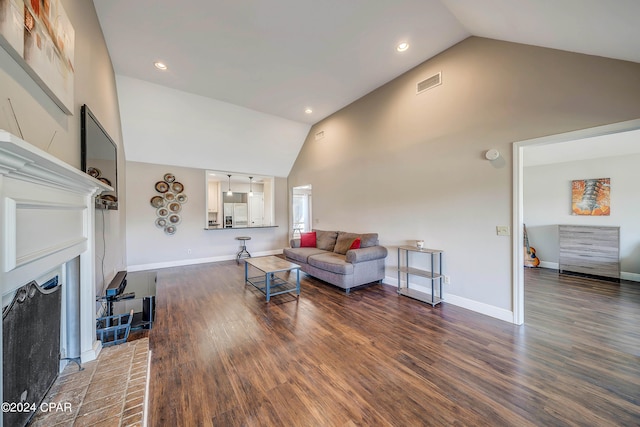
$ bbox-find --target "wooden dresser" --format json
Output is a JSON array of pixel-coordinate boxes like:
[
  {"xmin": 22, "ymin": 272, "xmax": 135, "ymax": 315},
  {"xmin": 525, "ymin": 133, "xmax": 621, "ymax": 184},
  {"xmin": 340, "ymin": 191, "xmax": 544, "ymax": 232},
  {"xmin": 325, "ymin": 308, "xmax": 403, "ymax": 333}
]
[{"xmin": 558, "ymin": 225, "xmax": 620, "ymax": 280}]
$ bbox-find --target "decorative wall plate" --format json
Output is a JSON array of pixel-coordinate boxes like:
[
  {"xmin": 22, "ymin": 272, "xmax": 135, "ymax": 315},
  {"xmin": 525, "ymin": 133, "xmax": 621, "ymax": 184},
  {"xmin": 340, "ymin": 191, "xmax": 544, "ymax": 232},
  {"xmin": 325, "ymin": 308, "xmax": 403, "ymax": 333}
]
[
  {"xmin": 87, "ymin": 167, "xmax": 101, "ymax": 178},
  {"xmin": 171, "ymin": 182, "xmax": 184, "ymax": 193},
  {"xmin": 98, "ymin": 177, "xmax": 112, "ymax": 186},
  {"xmin": 168, "ymin": 202, "xmax": 182, "ymax": 213},
  {"xmin": 152, "ymin": 173, "xmax": 186, "ymax": 235},
  {"xmin": 155, "ymin": 181, "xmax": 169, "ymax": 193},
  {"xmin": 150, "ymin": 196, "xmax": 165, "ymax": 208}
]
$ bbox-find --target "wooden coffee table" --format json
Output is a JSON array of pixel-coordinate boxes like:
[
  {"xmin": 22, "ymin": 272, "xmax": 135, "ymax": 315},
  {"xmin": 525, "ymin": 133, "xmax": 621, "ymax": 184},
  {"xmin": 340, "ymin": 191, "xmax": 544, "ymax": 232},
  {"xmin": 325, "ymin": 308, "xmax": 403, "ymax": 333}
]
[{"xmin": 244, "ymin": 256, "xmax": 301, "ymax": 302}]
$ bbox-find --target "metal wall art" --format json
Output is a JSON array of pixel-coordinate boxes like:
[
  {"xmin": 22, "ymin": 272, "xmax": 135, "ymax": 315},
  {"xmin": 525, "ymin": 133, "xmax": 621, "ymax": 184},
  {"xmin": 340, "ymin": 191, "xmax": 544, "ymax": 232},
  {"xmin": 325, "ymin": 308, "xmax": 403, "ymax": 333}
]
[{"xmin": 150, "ymin": 173, "xmax": 187, "ymax": 234}]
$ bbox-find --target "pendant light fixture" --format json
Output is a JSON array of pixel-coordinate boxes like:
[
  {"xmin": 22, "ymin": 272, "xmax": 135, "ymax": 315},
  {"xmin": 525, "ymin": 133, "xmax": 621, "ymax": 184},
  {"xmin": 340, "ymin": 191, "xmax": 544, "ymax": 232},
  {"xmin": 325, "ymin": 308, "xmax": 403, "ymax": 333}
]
[
  {"xmin": 249, "ymin": 177, "xmax": 253, "ymax": 197},
  {"xmin": 227, "ymin": 174, "xmax": 233, "ymax": 196}
]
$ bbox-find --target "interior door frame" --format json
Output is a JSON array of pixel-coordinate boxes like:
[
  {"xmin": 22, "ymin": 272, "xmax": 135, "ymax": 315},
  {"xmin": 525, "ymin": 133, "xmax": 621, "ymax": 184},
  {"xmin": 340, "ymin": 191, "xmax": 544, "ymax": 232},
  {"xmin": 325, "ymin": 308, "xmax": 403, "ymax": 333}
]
[
  {"xmin": 291, "ymin": 185, "xmax": 312, "ymax": 239},
  {"xmin": 512, "ymin": 118, "xmax": 640, "ymax": 325}
]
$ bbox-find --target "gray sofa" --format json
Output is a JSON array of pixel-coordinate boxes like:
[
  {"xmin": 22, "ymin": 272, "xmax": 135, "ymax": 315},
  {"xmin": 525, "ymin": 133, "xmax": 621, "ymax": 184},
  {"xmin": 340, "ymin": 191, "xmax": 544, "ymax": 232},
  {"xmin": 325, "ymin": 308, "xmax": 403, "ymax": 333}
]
[{"xmin": 283, "ymin": 230, "xmax": 387, "ymax": 293}]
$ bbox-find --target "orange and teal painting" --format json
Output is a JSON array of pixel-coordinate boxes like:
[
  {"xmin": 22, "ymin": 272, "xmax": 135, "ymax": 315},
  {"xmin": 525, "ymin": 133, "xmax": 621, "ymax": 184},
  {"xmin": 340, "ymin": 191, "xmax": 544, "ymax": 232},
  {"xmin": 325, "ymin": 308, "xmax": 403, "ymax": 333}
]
[{"xmin": 571, "ymin": 178, "xmax": 610, "ymax": 216}]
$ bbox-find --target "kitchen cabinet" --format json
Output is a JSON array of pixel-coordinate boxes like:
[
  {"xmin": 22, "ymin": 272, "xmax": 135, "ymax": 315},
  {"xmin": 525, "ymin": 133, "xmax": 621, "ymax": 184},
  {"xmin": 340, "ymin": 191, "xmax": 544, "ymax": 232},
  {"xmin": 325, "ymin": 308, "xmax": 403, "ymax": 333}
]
[
  {"xmin": 207, "ymin": 182, "xmax": 219, "ymax": 212},
  {"xmin": 249, "ymin": 193, "xmax": 264, "ymax": 226}
]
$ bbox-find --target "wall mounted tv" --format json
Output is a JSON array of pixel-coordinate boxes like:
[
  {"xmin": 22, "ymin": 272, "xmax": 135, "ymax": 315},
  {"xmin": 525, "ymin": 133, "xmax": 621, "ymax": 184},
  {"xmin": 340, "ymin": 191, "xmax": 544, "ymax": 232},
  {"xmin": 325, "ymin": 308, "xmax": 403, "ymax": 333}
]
[{"xmin": 81, "ymin": 104, "xmax": 118, "ymax": 209}]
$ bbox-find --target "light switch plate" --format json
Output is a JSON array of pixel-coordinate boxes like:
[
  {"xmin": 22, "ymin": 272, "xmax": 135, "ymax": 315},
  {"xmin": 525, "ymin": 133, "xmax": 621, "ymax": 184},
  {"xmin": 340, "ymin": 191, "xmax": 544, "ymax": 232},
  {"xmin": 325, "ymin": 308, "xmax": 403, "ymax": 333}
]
[{"xmin": 496, "ymin": 225, "xmax": 510, "ymax": 236}]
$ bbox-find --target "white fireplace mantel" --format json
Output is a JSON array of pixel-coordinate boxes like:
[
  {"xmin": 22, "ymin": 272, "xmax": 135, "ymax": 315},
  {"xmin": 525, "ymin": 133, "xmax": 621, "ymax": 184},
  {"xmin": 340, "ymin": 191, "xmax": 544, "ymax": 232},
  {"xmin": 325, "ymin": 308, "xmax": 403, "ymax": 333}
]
[{"xmin": 0, "ymin": 130, "xmax": 111, "ymax": 418}]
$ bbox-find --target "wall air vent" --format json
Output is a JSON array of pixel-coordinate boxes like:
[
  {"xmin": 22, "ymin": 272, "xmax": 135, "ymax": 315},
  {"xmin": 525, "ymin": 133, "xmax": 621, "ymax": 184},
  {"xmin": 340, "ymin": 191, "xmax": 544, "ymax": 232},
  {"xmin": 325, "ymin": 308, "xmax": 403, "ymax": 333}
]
[
  {"xmin": 416, "ymin": 72, "xmax": 442, "ymax": 94},
  {"xmin": 315, "ymin": 130, "xmax": 325, "ymax": 141}
]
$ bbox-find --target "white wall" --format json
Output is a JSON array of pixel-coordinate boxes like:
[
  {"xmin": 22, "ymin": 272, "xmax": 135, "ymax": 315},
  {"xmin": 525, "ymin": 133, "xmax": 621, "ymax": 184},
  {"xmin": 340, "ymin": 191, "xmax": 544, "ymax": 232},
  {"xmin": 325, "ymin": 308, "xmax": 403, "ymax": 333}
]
[
  {"xmin": 524, "ymin": 152, "xmax": 640, "ymax": 279},
  {"xmin": 126, "ymin": 161, "xmax": 289, "ymax": 270},
  {"xmin": 0, "ymin": 0, "xmax": 126, "ymax": 297},
  {"xmin": 116, "ymin": 75, "xmax": 310, "ymax": 177}
]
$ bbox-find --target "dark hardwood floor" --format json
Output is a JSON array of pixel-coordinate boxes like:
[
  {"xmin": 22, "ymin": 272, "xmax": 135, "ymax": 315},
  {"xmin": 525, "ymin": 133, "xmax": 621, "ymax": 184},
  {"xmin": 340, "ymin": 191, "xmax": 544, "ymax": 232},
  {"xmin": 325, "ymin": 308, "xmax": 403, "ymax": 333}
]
[{"xmin": 146, "ymin": 262, "xmax": 640, "ymax": 426}]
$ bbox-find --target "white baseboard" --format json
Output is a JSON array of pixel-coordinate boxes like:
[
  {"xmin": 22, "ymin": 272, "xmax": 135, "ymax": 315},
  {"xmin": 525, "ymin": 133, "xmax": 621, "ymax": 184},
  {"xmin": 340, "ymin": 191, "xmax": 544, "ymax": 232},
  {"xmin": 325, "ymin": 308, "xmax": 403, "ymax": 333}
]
[
  {"xmin": 539, "ymin": 261, "xmax": 558, "ymax": 270},
  {"xmin": 82, "ymin": 339, "xmax": 102, "ymax": 363},
  {"xmin": 538, "ymin": 261, "xmax": 639, "ymax": 282},
  {"xmin": 127, "ymin": 249, "xmax": 283, "ymax": 272},
  {"xmin": 443, "ymin": 294, "xmax": 514, "ymax": 323},
  {"xmin": 383, "ymin": 275, "xmax": 515, "ymax": 323}
]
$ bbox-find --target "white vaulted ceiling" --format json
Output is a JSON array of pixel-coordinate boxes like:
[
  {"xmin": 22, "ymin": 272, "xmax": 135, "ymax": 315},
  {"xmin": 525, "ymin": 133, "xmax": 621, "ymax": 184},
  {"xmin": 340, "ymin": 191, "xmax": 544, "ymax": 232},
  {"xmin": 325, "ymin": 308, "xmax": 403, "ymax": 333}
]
[{"xmin": 93, "ymin": 0, "xmax": 640, "ymax": 175}]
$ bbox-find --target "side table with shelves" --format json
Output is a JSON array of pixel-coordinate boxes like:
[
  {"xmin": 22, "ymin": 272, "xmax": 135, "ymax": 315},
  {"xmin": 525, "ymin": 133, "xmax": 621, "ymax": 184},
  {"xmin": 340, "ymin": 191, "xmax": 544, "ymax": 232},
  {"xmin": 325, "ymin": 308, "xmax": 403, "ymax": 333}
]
[{"xmin": 397, "ymin": 246, "xmax": 443, "ymax": 306}]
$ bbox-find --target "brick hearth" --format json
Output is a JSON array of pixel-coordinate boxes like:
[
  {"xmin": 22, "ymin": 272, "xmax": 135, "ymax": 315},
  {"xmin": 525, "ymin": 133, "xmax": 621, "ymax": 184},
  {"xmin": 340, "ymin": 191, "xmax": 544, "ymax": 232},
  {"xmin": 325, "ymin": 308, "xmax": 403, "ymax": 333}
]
[{"xmin": 29, "ymin": 338, "xmax": 149, "ymax": 427}]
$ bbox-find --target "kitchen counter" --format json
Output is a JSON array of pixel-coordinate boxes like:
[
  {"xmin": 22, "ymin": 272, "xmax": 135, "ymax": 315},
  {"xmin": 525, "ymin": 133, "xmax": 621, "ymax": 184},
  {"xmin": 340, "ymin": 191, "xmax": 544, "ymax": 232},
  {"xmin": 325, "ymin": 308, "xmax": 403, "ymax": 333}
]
[{"xmin": 205, "ymin": 225, "xmax": 279, "ymax": 230}]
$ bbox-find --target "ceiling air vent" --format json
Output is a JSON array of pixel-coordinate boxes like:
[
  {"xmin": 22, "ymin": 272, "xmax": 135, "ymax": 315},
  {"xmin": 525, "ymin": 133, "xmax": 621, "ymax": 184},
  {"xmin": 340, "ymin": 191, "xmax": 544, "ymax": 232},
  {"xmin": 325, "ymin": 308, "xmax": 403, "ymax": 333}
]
[
  {"xmin": 315, "ymin": 130, "xmax": 325, "ymax": 141},
  {"xmin": 416, "ymin": 72, "xmax": 442, "ymax": 94}
]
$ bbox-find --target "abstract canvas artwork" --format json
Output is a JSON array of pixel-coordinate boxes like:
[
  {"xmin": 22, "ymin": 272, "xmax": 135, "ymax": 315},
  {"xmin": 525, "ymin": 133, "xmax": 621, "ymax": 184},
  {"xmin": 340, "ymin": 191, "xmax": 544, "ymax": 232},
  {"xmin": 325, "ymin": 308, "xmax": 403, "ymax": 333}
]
[
  {"xmin": 0, "ymin": 0, "xmax": 75, "ymax": 113},
  {"xmin": 571, "ymin": 178, "xmax": 610, "ymax": 216}
]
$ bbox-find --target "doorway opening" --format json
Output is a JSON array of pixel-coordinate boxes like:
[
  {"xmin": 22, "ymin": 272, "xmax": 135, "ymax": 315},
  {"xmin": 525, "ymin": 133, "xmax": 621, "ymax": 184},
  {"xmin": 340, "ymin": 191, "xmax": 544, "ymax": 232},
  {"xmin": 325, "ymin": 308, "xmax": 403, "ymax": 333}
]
[
  {"xmin": 513, "ymin": 118, "xmax": 640, "ymax": 325},
  {"xmin": 292, "ymin": 185, "xmax": 312, "ymax": 239}
]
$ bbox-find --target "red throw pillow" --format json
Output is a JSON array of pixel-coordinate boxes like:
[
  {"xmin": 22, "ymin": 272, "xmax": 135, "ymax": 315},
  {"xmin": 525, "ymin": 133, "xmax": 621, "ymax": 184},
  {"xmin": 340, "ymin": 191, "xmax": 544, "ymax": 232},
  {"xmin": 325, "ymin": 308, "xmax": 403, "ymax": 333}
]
[
  {"xmin": 349, "ymin": 238, "xmax": 361, "ymax": 249},
  {"xmin": 300, "ymin": 232, "xmax": 317, "ymax": 248}
]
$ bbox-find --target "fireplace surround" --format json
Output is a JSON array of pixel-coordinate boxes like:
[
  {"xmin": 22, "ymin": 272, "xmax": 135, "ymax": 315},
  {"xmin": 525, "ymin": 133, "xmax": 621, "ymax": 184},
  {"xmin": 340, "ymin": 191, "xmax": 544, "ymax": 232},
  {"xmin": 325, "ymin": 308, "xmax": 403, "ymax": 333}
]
[{"xmin": 0, "ymin": 130, "xmax": 110, "ymax": 427}]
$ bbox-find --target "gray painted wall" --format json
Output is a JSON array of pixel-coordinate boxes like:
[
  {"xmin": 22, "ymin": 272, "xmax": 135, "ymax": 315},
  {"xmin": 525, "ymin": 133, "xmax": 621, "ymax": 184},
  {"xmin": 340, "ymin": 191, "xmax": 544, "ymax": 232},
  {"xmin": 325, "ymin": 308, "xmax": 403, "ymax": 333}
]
[
  {"xmin": 287, "ymin": 37, "xmax": 640, "ymax": 314},
  {"xmin": 0, "ymin": 0, "xmax": 126, "ymax": 298}
]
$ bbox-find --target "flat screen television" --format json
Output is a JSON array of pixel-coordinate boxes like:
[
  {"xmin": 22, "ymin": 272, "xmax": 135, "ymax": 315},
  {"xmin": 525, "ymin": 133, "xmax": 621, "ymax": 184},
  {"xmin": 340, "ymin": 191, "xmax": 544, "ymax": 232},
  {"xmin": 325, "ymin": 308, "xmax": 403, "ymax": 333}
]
[{"xmin": 81, "ymin": 105, "xmax": 118, "ymax": 209}]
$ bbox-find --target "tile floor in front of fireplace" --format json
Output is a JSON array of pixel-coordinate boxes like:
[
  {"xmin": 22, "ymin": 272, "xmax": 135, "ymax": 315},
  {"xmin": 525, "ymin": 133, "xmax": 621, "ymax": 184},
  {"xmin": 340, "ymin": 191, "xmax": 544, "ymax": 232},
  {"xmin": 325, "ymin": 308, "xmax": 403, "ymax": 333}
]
[{"xmin": 29, "ymin": 337, "xmax": 149, "ymax": 427}]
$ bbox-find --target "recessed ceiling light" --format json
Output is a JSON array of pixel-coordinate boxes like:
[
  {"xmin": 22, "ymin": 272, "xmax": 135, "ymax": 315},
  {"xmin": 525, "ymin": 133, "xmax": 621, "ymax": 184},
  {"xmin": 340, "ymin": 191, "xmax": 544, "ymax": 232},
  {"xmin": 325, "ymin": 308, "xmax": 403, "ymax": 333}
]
[
  {"xmin": 396, "ymin": 42, "xmax": 409, "ymax": 52},
  {"xmin": 304, "ymin": 108, "xmax": 313, "ymax": 114},
  {"xmin": 154, "ymin": 61, "xmax": 167, "ymax": 70}
]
